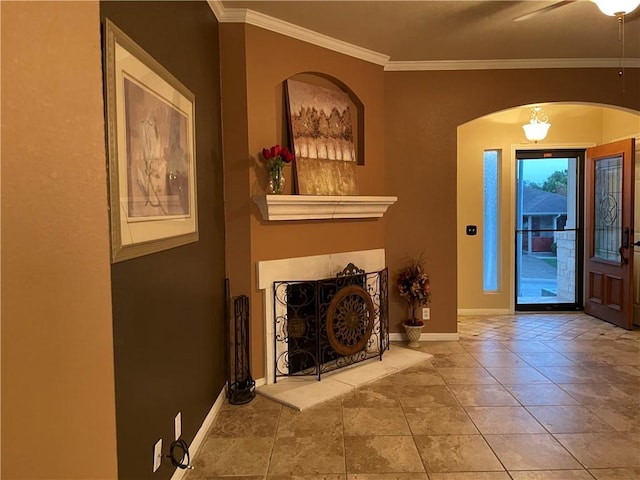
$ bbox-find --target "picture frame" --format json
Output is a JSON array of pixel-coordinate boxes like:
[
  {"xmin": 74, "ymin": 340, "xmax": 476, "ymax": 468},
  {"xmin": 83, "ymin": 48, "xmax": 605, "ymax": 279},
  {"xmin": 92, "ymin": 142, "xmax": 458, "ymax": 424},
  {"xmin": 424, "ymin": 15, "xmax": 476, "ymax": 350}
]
[
  {"xmin": 285, "ymin": 79, "xmax": 359, "ymax": 195},
  {"xmin": 103, "ymin": 19, "xmax": 198, "ymax": 263}
]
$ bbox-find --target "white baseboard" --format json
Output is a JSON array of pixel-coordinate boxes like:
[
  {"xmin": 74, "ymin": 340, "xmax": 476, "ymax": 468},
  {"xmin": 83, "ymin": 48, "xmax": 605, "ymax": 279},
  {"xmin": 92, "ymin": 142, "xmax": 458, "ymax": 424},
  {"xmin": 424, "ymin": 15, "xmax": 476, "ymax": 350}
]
[
  {"xmin": 457, "ymin": 309, "xmax": 512, "ymax": 316},
  {"xmin": 389, "ymin": 332, "xmax": 459, "ymax": 342},
  {"xmin": 171, "ymin": 386, "xmax": 226, "ymax": 480}
]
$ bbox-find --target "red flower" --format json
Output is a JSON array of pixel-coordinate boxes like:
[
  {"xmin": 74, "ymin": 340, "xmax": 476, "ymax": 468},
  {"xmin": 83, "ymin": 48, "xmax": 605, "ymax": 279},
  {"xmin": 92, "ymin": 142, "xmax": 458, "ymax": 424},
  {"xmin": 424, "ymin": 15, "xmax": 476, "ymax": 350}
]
[
  {"xmin": 260, "ymin": 143, "xmax": 295, "ymax": 192},
  {"xmin": 261, "ymin": 144, "xmax": 295, "ymax": 165},
  {"xmin": 280, "ymin": 147, "xmax": 294, "ymax": 163}
]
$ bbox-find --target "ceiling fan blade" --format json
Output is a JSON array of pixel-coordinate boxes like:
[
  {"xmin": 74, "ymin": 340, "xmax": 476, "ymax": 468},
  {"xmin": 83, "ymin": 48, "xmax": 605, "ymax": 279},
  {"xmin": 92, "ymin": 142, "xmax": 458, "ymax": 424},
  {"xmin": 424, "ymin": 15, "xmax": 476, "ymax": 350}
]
[{"xmin": 513, "ymin": 0, "xmax": 575, "ymax": 22}]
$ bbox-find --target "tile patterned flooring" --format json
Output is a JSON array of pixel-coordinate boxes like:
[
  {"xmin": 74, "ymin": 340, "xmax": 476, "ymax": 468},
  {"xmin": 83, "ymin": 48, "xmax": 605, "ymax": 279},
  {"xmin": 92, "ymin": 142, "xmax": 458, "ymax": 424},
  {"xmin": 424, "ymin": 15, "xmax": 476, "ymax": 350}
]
[{"xmin": 186, "ymin": 313, "xmax": 640, "ymax": 479}]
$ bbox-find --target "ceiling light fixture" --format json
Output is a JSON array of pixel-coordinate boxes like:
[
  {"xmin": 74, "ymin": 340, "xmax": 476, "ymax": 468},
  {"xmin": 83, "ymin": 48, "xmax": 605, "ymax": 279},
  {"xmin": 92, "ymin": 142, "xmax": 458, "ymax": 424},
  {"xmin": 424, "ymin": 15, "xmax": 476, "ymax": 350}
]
[
  {"xmin": 523, "ymin": 106, "xmax": 551, "ymax": 142},
  {"xmin": 592, "ymin": 0, "xmax": 640, "ymax": 16}
]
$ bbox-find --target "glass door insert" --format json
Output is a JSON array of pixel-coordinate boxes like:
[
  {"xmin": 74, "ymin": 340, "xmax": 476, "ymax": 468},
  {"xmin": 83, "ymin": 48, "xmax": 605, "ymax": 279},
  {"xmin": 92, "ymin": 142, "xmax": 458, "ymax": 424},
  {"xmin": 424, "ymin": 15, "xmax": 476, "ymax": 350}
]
[{"xmin": 515, "ymin": 150, "xmax": 583, "ymax": 310}]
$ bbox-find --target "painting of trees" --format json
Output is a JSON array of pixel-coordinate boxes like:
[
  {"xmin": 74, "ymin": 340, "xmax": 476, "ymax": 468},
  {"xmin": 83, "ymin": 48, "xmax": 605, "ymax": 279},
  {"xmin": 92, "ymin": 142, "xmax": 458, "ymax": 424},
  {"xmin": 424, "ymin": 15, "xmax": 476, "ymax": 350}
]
[{"xmin": 285, "ymin": 79, "xmax": 358, "ymax": 195}]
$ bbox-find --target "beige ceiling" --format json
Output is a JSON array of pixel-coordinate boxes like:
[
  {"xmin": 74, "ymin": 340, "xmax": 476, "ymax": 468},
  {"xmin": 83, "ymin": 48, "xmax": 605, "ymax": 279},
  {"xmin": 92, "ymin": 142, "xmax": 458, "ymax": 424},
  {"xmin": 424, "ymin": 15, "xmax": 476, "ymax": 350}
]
[{"xmin": 221, "ymin": 0, "xmax": 640, "ymax": 62}]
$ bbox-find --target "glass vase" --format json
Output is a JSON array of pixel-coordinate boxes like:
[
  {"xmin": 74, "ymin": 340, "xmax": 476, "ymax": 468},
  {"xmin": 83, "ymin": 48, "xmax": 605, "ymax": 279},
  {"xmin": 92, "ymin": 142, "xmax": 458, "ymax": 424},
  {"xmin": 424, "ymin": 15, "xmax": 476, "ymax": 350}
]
[{"xmin": 268, "ymin": 165, "xmax": 285, "ymax": 194}]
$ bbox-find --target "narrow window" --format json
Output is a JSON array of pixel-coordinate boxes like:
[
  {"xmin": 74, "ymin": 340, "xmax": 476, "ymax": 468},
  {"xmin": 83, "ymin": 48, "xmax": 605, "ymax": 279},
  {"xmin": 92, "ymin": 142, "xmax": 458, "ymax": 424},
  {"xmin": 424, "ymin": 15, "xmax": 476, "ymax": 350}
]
[{"xmin": 483, "ymin": 150, "xmax": 500, "ymax": 292}]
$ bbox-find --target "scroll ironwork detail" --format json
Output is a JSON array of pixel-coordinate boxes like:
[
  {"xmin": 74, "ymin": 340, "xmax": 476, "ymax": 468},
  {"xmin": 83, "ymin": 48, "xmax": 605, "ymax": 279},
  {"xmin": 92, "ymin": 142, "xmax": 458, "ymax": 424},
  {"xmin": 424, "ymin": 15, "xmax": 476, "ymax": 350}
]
[{"xmin": 272, "ymin": 264, "xmax": 389, "ymax": 381}]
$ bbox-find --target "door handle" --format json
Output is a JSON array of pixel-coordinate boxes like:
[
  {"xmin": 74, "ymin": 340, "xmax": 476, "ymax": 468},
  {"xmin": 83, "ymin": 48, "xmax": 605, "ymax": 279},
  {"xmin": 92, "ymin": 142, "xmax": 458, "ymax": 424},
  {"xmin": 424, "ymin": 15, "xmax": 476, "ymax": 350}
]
[
  {"xmin": 622, "ymin": 227, "xmax": 630, "ymax": 248},
  {"xmin": 619, "ymin": 227, "xmax": 630, "ymax": 264}
]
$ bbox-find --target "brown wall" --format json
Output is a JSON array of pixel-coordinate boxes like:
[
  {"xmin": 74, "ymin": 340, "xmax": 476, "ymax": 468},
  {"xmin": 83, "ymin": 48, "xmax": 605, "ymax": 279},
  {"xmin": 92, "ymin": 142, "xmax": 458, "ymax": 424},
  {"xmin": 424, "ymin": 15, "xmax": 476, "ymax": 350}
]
[
  {"xmin": 385, "ymin": 68, "xmax": 640, "ymax": 332},
  {"xmin": 1, "ymin": 2, "xmax": 118, "ymax": 478},
  {"xmin": 100, "ymin": 2, "xmax": 226, "ymax": 479},
  {"xmin": 222, "ymin": 24, "xmax": 388, "ymax": 379}
]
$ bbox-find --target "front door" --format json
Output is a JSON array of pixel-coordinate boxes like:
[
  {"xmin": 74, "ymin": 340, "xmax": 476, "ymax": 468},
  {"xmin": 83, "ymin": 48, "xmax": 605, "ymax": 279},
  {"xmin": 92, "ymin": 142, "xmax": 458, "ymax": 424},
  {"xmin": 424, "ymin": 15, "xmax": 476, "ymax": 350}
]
[
  {"xmin": 584, "ymin": 139, "xmax": 635, "ymax": 329},
  {"xmin": 515, "ymin": 150, "xmax": 583, "ymax": 310}
]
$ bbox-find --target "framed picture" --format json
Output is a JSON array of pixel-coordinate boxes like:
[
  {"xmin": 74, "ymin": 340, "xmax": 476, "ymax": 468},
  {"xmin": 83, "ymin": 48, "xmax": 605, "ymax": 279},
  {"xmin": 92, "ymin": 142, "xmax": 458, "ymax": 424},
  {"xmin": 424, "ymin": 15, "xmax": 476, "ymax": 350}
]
[
  {"xmin": 285, "ymin": 79, "xmax": 358, "ymax": 195},
  {"xmin": 103, "ymin": 19, "xmax": 198, "ymax": 262}
]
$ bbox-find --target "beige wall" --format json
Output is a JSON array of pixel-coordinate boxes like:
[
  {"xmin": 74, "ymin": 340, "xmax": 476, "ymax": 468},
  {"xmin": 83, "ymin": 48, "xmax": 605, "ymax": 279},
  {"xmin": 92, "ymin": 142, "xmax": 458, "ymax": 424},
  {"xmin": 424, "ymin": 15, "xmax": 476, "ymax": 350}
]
[
  {"xmin": 1, "ymin": 2, "xmax": 118, "ymax": 478},
  {"xmin": 602, "ymin": 108, "xmax": 640, "ymax": 142},
  {"xmin": 222, "ymin": 24, "xmax": 387, "ymax": 379},
  {"xmin": 457, "ymin": 104, "xmax": 640, "ymax": 311}
]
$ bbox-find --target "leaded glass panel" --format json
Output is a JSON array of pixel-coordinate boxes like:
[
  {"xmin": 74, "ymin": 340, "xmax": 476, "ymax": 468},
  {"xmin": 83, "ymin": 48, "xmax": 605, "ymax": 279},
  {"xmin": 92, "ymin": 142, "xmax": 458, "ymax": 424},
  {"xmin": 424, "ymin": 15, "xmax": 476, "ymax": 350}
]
[{"xmin": 594, "ymin": 156, "xmax": 622, "ymax": 262}]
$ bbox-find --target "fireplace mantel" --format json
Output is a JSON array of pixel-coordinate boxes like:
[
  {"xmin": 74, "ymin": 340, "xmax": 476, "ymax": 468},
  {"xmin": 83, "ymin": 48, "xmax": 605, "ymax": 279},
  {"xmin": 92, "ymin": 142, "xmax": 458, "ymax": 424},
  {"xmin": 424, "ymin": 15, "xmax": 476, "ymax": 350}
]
[{"xmin": 253, "ymin": 194, "xmax": 397, "ymax": 221}]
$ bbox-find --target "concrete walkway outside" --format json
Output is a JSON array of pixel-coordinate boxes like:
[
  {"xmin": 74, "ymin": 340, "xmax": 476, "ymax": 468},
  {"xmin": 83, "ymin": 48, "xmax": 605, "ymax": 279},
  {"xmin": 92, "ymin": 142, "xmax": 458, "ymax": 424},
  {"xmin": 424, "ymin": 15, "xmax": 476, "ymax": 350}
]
[{"xmin": 518, "ymin": 252, "xmax": 567, "ymax": 303}]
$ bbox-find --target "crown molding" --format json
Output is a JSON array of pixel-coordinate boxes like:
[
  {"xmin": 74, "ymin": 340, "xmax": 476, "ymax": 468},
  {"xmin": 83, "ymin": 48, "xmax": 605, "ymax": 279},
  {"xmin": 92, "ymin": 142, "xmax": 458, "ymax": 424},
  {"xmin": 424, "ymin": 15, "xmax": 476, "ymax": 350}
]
[
  {"xmin": 206, "ymin": 0, "xmax": 225, "ymax": 21},
  {"xmin": 385, "ymin": 58, "xmax": 640, "ymax": 71},
  {"xmin": 207, "ymin": 0, "xmax": 389, "ymax": 66},
  {"xmin": 208, "ymin": 1, "xmax": 639, "ymax": 71},
  {"xmin": 243, "ymin": 9, "xmax": 390, "ymax": 66}
]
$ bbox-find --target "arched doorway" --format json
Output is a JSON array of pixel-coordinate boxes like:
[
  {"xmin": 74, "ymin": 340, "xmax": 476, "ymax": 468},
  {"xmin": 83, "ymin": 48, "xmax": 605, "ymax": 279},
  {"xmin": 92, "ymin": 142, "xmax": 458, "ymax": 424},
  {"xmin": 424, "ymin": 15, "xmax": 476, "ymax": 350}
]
[{"xmin": 457, "ymin": 103, "xmax": 639, "ymax": 321}]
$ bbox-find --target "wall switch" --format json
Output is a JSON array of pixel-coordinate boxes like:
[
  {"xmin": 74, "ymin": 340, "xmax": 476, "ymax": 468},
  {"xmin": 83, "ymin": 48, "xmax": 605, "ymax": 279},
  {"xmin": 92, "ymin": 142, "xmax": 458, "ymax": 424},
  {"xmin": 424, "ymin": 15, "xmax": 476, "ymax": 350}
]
[
  {"xmin": 422, "ymin": 307, "xmax": 430, "ymax": 320},
  {"xmin": 153, "ymin": 439, "xmax": 162, "ymax": 473},
  {"xmin": 175, "ymin": 412, "xmax": 182, "ymax": 440}
]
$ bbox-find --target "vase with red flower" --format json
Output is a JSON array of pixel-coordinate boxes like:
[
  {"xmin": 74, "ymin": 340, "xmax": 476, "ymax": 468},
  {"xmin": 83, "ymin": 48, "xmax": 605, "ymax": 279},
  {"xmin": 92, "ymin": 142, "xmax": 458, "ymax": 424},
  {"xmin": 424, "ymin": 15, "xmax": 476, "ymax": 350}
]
[{"xmin": 261, "ymin": 144, "xmax": 294, "ymax": 194}]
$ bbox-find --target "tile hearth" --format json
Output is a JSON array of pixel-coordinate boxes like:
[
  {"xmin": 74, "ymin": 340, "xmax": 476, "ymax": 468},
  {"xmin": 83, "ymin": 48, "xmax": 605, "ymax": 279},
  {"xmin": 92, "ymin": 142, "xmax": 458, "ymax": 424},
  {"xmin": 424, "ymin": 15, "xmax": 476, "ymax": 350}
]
[{"xmin": 257, "ymin": 346, "xmax": 433, "ymax": 410}]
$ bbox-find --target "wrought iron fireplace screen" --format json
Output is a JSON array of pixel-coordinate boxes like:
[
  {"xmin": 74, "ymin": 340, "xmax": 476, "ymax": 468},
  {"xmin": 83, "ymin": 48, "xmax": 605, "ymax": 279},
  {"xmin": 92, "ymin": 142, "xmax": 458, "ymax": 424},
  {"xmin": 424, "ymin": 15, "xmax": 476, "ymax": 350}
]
[{"xmin": 273, "ymin": 263, "xmax": 389, "ymax": 381}]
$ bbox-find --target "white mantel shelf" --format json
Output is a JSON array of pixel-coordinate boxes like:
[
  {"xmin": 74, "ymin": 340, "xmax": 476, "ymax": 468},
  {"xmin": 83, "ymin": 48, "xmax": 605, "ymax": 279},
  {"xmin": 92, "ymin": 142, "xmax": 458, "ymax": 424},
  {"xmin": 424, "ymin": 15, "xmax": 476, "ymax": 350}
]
[{"xmin": 253, "ymin": 194, "xmax": 398, "ymax": 221}]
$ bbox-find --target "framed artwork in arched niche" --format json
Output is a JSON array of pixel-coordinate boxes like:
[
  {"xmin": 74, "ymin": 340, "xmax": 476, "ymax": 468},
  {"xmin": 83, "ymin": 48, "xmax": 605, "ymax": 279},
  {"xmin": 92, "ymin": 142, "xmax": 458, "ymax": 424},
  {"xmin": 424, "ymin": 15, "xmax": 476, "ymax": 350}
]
[{"xmin": 284, "ymin": 74, "xmax": 364, "ymax": 195}]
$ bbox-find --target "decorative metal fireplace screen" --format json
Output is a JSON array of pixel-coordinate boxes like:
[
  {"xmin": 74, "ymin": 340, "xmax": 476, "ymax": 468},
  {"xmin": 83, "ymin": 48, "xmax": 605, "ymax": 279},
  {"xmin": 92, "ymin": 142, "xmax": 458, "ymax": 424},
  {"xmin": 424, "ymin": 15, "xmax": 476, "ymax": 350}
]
[{"xmin": 273, "ymin": 263, "xmax": 389, "ymax": 381}]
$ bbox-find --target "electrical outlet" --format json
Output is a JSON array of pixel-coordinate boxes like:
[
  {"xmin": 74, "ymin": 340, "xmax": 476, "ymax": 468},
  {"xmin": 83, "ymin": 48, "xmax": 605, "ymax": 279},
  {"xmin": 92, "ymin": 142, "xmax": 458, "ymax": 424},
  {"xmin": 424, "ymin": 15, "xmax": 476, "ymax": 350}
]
[
  {"xmin": 153, "ymin": 439, "xmax": 162, "ymax": 473},
  {"xmin": 175, "ymin": 412, "xmax": 182, "ymax": 440},
  {"xmin": 422, "ymin": 307, "xmax": 430, "ymax": 320}
]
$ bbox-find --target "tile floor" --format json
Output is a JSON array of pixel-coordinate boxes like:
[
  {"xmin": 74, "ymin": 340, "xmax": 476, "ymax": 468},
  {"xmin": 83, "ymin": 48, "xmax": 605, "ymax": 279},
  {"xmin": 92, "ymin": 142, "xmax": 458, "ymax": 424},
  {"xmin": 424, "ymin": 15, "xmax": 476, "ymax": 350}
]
[{"xmin": 186, "ymin": 313, "xmax": 640, "ymax": 479}]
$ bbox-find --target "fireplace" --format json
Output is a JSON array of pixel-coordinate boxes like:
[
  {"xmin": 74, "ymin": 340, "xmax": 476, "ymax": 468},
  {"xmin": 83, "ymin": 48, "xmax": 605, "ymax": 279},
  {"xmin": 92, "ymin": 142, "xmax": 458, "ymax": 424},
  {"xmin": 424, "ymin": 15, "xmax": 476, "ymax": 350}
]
[
  {"xmin": 257, "ymin": 249, "xmax": 388, "ymax": 385},
  {"xmin": 273, "ymin": 264, "xmax": 388, "ymax": 381}
]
